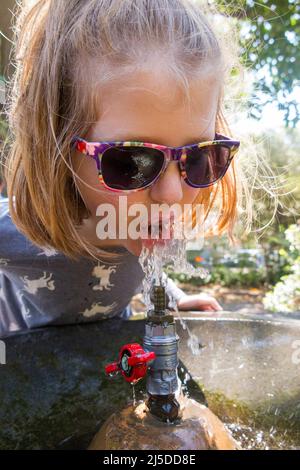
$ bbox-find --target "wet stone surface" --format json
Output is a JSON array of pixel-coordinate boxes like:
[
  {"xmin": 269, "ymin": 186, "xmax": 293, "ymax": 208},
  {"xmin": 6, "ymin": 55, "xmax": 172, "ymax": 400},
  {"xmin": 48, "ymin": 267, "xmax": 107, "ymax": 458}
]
[
  {"xmin": 0, "ymin": 319, "xmax": 146, "ymax": 449},
  {"xmin": 0, "ymin": 312, "xmax": 300, "ymax": 449}
]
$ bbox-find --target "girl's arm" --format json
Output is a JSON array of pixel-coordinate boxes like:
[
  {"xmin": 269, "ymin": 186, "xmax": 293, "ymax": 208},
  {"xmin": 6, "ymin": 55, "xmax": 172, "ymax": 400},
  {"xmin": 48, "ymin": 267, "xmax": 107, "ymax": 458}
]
[{"xmin": 164, "ymin": 273, "xmax": 223, "ymax": 312}]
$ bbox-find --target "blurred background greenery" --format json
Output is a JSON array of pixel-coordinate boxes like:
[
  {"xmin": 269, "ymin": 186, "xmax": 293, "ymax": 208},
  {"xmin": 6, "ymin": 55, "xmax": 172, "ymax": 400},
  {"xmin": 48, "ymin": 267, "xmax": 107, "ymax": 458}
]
[{"xmin": 0, "ymin": 0, "xmax": 299, "ymax": 312}]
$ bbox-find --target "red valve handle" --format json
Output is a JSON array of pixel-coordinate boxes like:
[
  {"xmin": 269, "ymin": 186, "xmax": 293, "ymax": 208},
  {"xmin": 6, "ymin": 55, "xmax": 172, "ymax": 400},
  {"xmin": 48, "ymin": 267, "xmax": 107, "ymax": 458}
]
[{"xmin": 105, "ymin": 343, "xmax": 156, "ymax": 383}]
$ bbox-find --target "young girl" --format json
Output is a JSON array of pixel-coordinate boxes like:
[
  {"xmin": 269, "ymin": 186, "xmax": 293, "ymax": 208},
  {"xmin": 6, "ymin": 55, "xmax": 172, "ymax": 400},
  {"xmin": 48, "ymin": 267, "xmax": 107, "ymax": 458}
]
[{"xmin": 0, "ymin": 0, "xmax": 249, "ymax": 338}]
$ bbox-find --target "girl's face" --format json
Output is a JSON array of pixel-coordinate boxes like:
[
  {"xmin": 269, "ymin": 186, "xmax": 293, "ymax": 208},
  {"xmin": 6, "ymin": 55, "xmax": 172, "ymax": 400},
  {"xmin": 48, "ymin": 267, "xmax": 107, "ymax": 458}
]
[{"xmin": 71, "ymin": 70, "xmax": 221, "ymax": 256}]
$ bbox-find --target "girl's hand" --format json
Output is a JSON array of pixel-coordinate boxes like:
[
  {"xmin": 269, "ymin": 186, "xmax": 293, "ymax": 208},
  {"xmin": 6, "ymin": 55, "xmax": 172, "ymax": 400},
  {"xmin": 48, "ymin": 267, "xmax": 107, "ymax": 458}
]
[{"xmin": 177, "ymin": 293, "xmax": 223, "ymax": 312}]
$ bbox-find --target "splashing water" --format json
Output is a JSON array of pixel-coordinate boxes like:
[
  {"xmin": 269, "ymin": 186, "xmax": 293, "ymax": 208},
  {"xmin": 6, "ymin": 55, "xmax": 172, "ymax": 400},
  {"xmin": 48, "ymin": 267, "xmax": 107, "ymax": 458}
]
[
  {"xmin": 138, "ymin": 238, "xmax": 208, "ymax": 356},
  {"xmin": 173, "ymin": 303, "xmax": 202, "ymax": 356},
  {"xmin": 131, "ymin": 383, "xmax": 136, "ymax": 407},
  {"xmin": 138, "ymin": 238, "xmax": 209, "ymax": 309}
]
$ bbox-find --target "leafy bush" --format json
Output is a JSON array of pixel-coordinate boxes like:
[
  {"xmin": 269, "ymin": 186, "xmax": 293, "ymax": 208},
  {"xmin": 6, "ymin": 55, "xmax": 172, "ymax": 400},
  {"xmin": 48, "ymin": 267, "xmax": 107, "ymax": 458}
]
[
  {"xmin": 167, "ymin": 265, "xmax": 267, "ymax": 288},
  {"xmin": 263, "ymin": 224, "xmax": 300, "ymax": 312}
]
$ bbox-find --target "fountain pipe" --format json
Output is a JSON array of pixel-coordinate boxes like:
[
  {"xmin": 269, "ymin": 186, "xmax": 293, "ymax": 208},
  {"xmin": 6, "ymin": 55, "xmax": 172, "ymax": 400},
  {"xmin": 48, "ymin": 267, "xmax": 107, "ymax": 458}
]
[
  {"xmin": 143, "ymin": 284, "xmax": 181, "ymax": 422},
  {"xmin": 105, "ymin": 283, "xmax": 181, "ymax": 423}
]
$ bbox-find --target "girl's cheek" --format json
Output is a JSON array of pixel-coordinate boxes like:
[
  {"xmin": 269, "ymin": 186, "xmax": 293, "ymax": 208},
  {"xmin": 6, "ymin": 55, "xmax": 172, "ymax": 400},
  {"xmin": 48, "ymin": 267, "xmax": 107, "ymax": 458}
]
[
  {"xmin": 182, "ymin": 184, "xmax": 201, "ymax": 204},
  {"xmin": 71, "ymin": 150, "xmax": 108, "ymax": 213}
]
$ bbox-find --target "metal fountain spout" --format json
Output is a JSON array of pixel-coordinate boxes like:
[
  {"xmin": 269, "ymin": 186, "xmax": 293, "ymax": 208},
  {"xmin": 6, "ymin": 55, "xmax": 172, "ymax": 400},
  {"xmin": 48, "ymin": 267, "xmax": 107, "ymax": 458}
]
[
  {"xmin": 143, "ymin": 284, "xmax": 181, "ymax": 422},
  {"xmin": 105, "ymin": 282, "xmax": 181, "ymax": 423}
]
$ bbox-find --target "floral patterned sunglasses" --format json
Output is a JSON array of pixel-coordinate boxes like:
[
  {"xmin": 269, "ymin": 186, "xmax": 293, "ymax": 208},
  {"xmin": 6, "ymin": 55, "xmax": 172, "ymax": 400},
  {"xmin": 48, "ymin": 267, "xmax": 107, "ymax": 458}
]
[{"xmin": 71, "ymin": 133, "xmax": 240, "ymax": 192}]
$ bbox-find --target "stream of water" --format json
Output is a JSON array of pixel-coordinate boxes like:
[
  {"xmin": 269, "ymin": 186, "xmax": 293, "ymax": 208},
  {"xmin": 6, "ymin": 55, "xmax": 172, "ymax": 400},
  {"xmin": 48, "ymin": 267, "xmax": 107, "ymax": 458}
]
[{"xmin": 138, "ymin": 238, "xmax": 207, "ymax": 356}]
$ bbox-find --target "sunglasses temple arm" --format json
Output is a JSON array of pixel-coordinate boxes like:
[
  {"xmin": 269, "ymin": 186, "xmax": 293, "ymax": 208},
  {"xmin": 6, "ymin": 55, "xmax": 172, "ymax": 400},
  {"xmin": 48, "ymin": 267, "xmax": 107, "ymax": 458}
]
[{"xmin": 70, "ymin": 136, "xmax": 79, "ymax": 149}]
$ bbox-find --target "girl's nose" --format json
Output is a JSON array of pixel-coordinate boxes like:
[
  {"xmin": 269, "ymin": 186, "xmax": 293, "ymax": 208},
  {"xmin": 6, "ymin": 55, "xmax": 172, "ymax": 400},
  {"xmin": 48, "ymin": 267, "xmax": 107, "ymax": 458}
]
[{"xmin": 150, "ymin": 161, "xmax": 183, "ymax": 203}]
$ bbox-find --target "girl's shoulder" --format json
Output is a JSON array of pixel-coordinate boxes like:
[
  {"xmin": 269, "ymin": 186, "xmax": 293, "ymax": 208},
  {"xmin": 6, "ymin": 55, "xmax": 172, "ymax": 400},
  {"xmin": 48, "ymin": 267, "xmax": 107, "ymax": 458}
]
[
  {"xmin": 0, "ymin": 196, "xmax": 42, "ymax": 260},
  {"xmin": 0, "ymin": 197, "xmax": 17, "ymax": 238},
  {"xmin": 0, "ymin": 197, "xmax": 20, "ymax": 256}
]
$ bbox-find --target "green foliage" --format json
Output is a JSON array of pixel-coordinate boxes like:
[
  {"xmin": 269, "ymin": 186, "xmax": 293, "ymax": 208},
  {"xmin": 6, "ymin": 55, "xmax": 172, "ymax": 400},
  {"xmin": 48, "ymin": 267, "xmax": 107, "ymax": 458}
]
[
  {"xmin": 264, "ymin": 247, "xmax": 292, "ymax": 286},
  {"xmin": 0, "ymin": 113, "xmax": 8, "ymax": 142},
  {"xmin": 216, "ymin": 0, "xmax": 300, "ymax": 127},
  {"xmin": 168, "ymin": 261, "xmax": 267, "ymax": 288},
  {"xmin": 263, "ymin": 224, "xmax": 300, "ymax": 312},
  {"xmin": 212, "ymin": 266, "xmax": 267, "ymax": 287},
  {"xmin": 244, "ymin": 128, "xmax": 300, "ymax": 246}
]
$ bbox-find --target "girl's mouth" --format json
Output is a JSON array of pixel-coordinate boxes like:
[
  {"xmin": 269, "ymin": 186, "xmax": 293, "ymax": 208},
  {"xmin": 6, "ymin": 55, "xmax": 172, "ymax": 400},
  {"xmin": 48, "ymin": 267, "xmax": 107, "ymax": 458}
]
[{"xmin": 147, "ymin": 218, "xmax": 175, "ymax": 241}]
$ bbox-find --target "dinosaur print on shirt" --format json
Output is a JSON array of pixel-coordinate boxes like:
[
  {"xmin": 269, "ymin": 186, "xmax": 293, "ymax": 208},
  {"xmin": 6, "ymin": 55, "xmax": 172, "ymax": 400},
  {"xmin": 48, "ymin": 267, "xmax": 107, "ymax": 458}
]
[
  {"xmin": 21, "ymin": 272, "xmax": 55, "ymax": 295},
  {"xmin": 91, "ymin": 264, "xmax": 116, "ymax": 291},
  {"xmin": 80, "ymin": 301, "xmax": 118, "ymax": 318}
]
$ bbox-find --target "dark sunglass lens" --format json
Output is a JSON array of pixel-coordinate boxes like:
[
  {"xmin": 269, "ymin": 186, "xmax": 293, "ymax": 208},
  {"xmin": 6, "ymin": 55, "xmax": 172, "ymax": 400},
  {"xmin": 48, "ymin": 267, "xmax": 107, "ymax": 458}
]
[
  {"xmin": 101, "ymin": 146, "xmax": 165, "ymax": 190},
  {"xmin": 185, "ymin": 145, "xmax": 231, "ymax": 187}
]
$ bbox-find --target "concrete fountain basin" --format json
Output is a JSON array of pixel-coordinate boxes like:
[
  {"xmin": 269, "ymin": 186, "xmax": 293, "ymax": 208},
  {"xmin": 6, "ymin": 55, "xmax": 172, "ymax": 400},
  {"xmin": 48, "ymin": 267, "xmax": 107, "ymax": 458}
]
[
  {"xmin": 0, "ymin": 311, "xmax": 299, "ymax": 449},
  {"xmin": 176, "ymin": 311, "xmax": 300, "ymax": 449}
]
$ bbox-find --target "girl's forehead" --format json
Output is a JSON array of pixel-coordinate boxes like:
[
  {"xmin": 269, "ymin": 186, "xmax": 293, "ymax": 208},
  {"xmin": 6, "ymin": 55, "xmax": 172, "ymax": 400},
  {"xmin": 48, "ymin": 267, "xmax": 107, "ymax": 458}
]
[
  {"xmin": 83, "ymin": 68, "xmax": 221, "ymax": 145},
  {"xmin": 98, "ymin": 68, "xmax": 222, "ymax": 112}
]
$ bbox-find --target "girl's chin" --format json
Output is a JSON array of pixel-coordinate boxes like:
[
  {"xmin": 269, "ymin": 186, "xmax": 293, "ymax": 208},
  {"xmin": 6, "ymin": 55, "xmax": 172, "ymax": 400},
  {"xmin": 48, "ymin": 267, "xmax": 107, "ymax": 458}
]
[{"xmin": 123, "ymin": 238, "xmax": 143, "ymax": 257}]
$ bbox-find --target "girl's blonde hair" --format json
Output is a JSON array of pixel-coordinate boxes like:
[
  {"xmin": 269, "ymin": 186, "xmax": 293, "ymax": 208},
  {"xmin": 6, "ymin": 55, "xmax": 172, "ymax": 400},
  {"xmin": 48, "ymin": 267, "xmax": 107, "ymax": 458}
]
[{"xmin": 1, "ymin": 0, "xmax": 272, "ymax": 261}]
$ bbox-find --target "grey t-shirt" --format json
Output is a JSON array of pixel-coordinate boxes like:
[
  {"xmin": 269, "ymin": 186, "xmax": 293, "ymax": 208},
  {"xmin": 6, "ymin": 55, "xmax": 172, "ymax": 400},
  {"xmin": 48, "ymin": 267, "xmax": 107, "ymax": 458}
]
[{"xmin": 0, "ymin": 197, "xmax": 186, "ymax": 338}]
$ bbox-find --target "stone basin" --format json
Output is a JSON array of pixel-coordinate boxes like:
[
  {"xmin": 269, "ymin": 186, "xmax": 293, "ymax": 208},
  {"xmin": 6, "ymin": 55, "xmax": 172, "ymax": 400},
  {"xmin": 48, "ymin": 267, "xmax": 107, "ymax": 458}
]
[{"xmin": 0, "ymin": 311, "xmax": 299, "ymax": 449}]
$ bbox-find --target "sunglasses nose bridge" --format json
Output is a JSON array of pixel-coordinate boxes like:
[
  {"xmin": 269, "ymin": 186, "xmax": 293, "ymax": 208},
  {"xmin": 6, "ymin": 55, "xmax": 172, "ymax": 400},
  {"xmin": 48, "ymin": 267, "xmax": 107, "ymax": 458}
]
[
  {"xmin": 173, "ymin": 147, "xmax": 184, "ymax": 161},
  {"xmin": 163, "ymin": 147, "xmax": 184, "ymax": 164},
  {"xmin": 159, "ymin": 148, "xmax": 174, "ymax": 172},
  {"xmin": 159, "ymin": 148, "xmax": 186, "ymax": 178}
]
